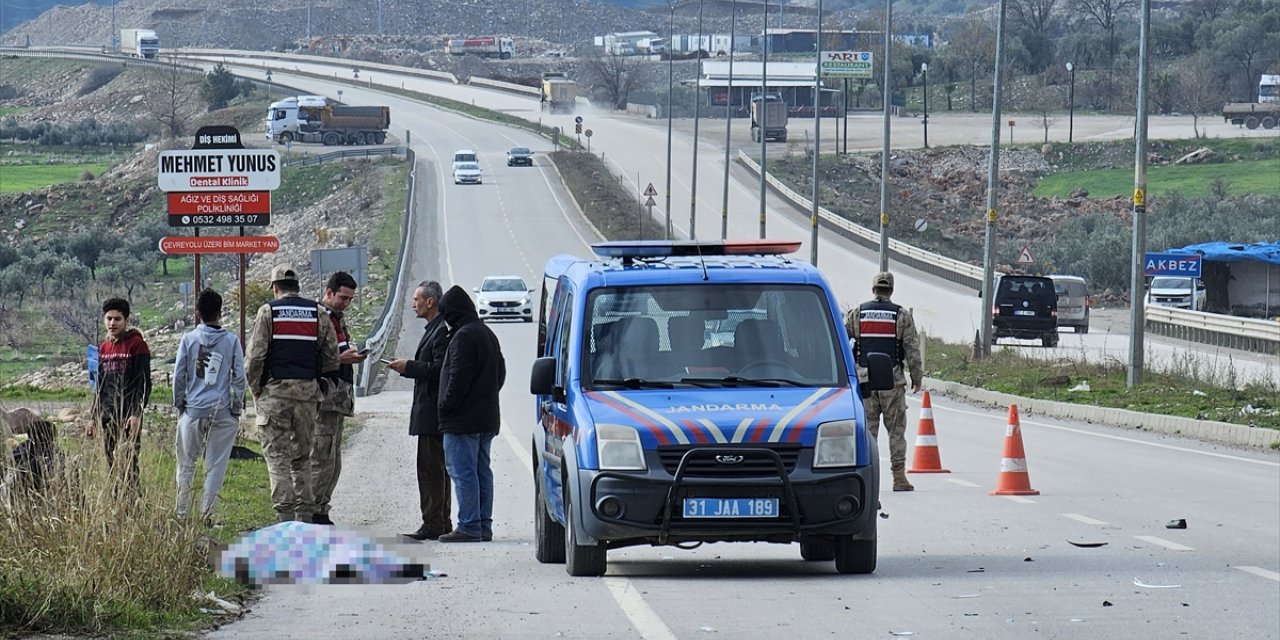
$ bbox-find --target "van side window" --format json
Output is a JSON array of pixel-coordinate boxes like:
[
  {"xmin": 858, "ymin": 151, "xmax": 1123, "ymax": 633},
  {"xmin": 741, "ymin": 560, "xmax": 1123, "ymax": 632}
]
[{"xmin": 556, "ymin": 291, "xmax": 575, "ymax": 390}]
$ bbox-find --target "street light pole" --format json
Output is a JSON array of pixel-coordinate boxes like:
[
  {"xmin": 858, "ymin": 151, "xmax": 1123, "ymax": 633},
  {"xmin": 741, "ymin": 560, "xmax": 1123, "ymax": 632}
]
[
  {"xmin": 877, "ymin": 0, "xmax": 893, "ymax": 271},
  {"xmin": 665, "ymin": 3, "xmax": 675, "ymax": 239},
  {"xmin": 758, "ymin": 0, "xmax": 769, "ymax": 239},
  {"xmin": 921, "ymin": 62, "xmax": 929, "ymax": 148},
  {"xmin": 721, "ymin": 0, "xmax": 737, "ymax": 240},
  {"xmin": 809, "ymin": 0, "xmax": 824, "ymax": 265},
  {"xmin": 689, "ymin": 0, "xmax": 706, "ymax": 240},
  {"xmin": 1066, "ymin": 61, "xmax": 1075, "ymax": 144}
]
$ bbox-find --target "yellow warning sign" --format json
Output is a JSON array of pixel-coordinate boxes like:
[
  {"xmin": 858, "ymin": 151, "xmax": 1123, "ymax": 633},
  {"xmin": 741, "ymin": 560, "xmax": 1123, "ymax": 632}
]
[
  {"xmin": 880, "ymin": 212, "xmax": 889, "ymax": 225},
  {"xmin": 1133, "ymin": 188, "xmax": 1145, "ymax": 207},
  {"xmin": 987, "ymin": 208, "xmax": 997, "ymax": 222}
]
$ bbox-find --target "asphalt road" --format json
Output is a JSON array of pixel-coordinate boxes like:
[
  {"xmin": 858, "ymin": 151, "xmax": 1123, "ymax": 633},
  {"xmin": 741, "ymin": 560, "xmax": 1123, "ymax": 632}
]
[{"xmin": 181, "ymin": 57, "xmax": 1280, "ymax": 639}]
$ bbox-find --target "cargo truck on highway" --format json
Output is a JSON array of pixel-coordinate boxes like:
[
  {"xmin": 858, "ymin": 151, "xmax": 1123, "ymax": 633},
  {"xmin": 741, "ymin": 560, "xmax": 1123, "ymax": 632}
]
[
  {"xmin": 1222, "ymin": 74, "xmax": 1280, "ymax": 130},
  {"xmin": 265, "ymin": 95, "xmax": 391, "ymax": 146},
  {"xmin": 446, "ymin": 36, "xmax": 514, "ymax": 59},
  {"xmin": 540, "ymin": 72, "xmax": 577, "ymax": 114},
  {"xmin": 750, "ymin": 93, "xmax": 788, "ymax": 142},
  {"xmin": 120, "ymin": 29, "xmax": 160, "ymax": 59}
]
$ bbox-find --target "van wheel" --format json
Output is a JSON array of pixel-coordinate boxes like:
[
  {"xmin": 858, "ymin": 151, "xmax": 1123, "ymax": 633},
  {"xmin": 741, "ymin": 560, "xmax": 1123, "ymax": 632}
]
[
  {"xmin": 834, "ymin": 534, "xmax": 876, "ymax": 574},
  {"xmin": 800, "ymin": 537, "xmax": 835, "ymax": 561},
  {"xmin": 1080, "ymin": 325, "xmax": 1088, "ymax": 334},
  {"xmin": 564, "ymin": 490, "xmax": 606, "ymax": 576},
  {"xmin": 1043, "ymin": 334, "xmax": 1059, "ymax": 348},
  {"xmin": 534, "ymin": 468, "xmax": 565, "ymax": 564}
]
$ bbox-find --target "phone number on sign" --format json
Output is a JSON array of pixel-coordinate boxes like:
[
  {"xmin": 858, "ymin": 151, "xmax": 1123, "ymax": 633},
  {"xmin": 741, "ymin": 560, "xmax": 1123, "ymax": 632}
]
[{"xmin": 169, "ymin": 214, "xmax": 270, "ymax": 227}]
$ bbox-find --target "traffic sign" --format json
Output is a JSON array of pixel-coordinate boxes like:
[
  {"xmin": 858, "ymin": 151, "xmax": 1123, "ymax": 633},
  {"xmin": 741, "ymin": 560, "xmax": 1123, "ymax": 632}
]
[
  {"xmin": 1144, "ymin": 252, "xmax": 1202, "ymax": 278},
  {"xmin": 644, "ymin": 183, "xmax": 658, "ymax": 197},
  {"xmin": 1016, "ymin": 245, "xmax": 1035, "ymax": 264},
  {"xmin": 584, "ymin": 129, "xmax": 593, "ymax": 138},
  {"xmin": 157, "ymin": 149, "xmax": 281, "ymax": 192},
  {"xmin": 819, "ymin": 51, "xmax": 873, "ymax": 78},
  {"xmin": 644, "ymin": 196, "xmax": 657, "ymax": 207},
  {"xmin": 574, "ymin": 116, "xmax": 583, "ymax": 124},
  {"xmin": 159, "ymin": 236, "xmax": 280, "ymax": 255}
]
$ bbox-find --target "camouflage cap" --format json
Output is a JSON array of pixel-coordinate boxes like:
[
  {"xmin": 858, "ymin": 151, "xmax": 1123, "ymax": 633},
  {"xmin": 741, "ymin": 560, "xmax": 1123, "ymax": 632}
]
[
  {"xmin": 270, "ymin": 264, "xmax": 298, "ymax": 283},
  {"xmin": 872, "ymin": 271, "xmax": 894, "ymax": 289}
]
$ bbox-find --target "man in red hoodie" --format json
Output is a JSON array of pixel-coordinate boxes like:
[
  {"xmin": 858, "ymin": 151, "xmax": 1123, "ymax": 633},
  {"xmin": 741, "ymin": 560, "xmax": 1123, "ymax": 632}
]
[{"xmin": 89, "ymin": 297, "xmax": 152, "ymax": 490}]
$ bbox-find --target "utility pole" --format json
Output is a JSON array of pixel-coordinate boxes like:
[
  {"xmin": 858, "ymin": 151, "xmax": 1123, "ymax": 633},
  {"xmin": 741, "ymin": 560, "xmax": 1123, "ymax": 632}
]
[
  {"xmin": 809, "ymin": 0, "xmax": 824, "ymax": 265},
  {"xmin": 721, "ymin": 0, "xmax": 738, "ymax": 240},
  {"xmin": 758, "ymin": 0, "xmax": 769, "ymax": 239},
  {"xmin": 1128, "ymin": 0, "xmax": 1152, "ymax": 387},
  {"xmin": 979, "ymin": 0, "xmax": 1009, "ymax": 358},
  {"xmin": 877, "ymin": 0, "xmax": 893, "ymax": 271},
  {"xmin": 689, "ymin": 0, "xmax": 706, "ymax": 240},
  {"xmin": 665, "ymin": 3, "xmax": 675, "ymax": 239}
]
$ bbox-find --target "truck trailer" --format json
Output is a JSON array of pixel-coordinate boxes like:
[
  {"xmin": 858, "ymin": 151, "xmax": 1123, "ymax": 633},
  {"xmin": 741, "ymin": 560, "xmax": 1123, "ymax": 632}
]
[
  {"xmin": 120, "ymin": 29, "xmax": 160, "ymax": 59},
  {"xmin": 540, "ymin": 72, "xmax": 577, "ymax": 114},
  {"xmin": 445, "ymin": 36, "xmax": 514, "ymax": 59},
  {"xmin": 265, "ymin": 96, "xmax": 391, "ymax": 146},
  {"xmin": 1222, "ymin": 74, "xmax": 1279, "ymax": 130},
  {"xmin": 750, "ymin": 93, "xmax": 788, "ymax": 142}
]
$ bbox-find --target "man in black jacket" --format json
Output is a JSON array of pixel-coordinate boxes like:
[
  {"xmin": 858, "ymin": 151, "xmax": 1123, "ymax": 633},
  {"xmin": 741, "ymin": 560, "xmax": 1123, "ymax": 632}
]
[
  {"xmin": 435, "ymin": 285, "xmax": 506, "ymax": 543},
  {"xmin": 387, "ymin": 280, "xmax": 453, "ymax": 540}
]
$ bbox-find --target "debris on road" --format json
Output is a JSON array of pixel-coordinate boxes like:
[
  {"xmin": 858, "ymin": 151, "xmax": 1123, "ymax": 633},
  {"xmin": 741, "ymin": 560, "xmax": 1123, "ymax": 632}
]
[
  {"xmin": 1166, "ymin": 518, "xmax": 1188, "ymax": 529},
  {"xmin": 1134, "ymin": 578, "xmax": 1183, "ymax": 588},
  {"xmin": 1067, "ymin": 540, "xmax": 1109, "ymax": 548}
]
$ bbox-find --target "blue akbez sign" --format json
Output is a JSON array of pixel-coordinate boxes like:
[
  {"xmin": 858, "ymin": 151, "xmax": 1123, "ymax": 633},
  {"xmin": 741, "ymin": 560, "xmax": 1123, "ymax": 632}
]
[{"xmin": 1143, "ymin": 252, "xmax": 1202, "ymax": 278}]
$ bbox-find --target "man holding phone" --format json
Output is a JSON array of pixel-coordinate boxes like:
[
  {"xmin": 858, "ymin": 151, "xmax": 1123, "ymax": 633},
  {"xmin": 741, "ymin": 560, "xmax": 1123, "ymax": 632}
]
[
  {"xmin": 386, "ymin": 281, "xmax": 453, "ymax": 540},
  {"xmin": 312, "ymin": 271, "xmax": 368, "ymax": 525}
]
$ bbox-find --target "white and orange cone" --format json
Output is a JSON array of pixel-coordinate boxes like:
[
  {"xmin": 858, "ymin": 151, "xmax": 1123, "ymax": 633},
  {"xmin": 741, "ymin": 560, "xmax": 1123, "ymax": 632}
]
[
  {"xmin": 908, "ymin": 391, "xmax": 950, "ymax": 473},
  {"xmin": 990, "ymin": 404, "xmax": 1040, "ymax": 496}
]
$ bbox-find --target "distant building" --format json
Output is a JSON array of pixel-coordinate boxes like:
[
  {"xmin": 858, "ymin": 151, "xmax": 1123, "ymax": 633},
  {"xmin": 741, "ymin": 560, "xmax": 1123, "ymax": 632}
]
[
  {"xmin": 686, "ymin": 61, "xmax": 841, "ymax": 116},
  {"xmin": 600, "ymin": 31, "xmax": 662, "ymax": 56}
]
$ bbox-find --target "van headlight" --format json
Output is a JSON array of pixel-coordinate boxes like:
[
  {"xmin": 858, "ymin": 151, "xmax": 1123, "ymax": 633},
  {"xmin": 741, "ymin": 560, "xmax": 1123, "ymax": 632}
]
[
  {"xmin": 814, "ymin": 420, "xmax": 858, "ymax": 468},
  {"xmin": 596, "ymin": 424, "xmax": 646, "ymax": 471}
]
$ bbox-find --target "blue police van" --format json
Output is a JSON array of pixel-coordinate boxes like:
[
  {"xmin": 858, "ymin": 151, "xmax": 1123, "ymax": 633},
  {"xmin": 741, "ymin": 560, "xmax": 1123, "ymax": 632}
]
[{"xmin": 530, "ymin": 240, "xmax": 887, "ymax": 576}]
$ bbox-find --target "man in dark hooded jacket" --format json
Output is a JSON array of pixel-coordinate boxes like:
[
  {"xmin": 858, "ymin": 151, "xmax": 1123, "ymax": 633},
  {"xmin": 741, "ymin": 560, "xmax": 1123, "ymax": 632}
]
[{"xmin": 435, "ymin": 285, "xmax": 506, "ymax": 543}]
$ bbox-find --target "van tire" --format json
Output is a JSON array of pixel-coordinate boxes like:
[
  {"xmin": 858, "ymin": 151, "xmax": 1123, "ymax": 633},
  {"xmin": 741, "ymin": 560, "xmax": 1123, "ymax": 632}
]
[
  {"xmin": 564, "ymin": 491, "xmax": 607, "ymax": 577},
  {"xmin": 534, "ymin": 470, "xmax": 565, "ymax": 564},
  {"xmin": 1080, "ymin": 325, "xmax": 1088, "ymax": 334},
  {"xmin": 800, "ymin": 537, "xmax": 835, "ymax": 561},
  {"xmin": 834, "ymin": 534, "xmax": 876, "ymax": 574}
]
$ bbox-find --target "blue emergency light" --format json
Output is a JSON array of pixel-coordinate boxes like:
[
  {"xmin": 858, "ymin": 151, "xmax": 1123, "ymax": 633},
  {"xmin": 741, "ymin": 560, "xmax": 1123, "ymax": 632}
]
[{"xmin": 591, "ymin": 240, "xmax": 802, "ymax": 259}]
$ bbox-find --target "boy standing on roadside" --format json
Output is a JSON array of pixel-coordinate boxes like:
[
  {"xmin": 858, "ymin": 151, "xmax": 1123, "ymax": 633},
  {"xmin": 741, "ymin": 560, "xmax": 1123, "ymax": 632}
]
[
  {"xmin": 173, "ymin": 288, "xmax": 246, "ymax": 523},
  {"xmin": 89, "ymin": 297, "xmax": 152, "ymax": 490}
]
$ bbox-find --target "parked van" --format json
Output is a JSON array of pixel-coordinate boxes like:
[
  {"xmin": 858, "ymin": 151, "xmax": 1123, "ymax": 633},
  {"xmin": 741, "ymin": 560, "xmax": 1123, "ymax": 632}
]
[
  {"xmin": 529, "ymin": 240, "xmax": 890, "ymax": 576},
  {"xmin": 1145, "ymin": 277, "xmax": 1206, "ymax": 311},
  {"xmin": 1049, "ymin": 275, "xmax": 1090, "ymax": 333}
]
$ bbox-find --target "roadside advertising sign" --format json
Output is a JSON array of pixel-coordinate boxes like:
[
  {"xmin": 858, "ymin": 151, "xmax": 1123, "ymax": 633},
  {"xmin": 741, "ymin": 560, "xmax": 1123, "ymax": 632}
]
[
  {"xmin": 820, "ymin": 51, "xmax": 873, "ymax": 78},
  {"xmin": 157, "ymin": 149, "xmax": 281, "ymax": 192},
  {"xmin": 167, "ymin": 191, "xmax": 271, "ymax": 227},
  {"xmin": 159, "ymin": 236, "xmax": 280, "ymax": 255}
]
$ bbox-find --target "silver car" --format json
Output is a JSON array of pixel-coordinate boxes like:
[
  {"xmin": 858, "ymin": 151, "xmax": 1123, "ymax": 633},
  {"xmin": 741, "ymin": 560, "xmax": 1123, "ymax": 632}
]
[
  {"xmin": 1049, "ymin": 275, "xmax": 1090, "ymax": 333},
  {"xmin": 473, "ymin": 276, "xmax": 533, "ymax": 322}
]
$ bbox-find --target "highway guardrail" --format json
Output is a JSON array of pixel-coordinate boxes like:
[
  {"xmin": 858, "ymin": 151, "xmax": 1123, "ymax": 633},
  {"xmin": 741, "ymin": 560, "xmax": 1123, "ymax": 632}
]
[
  {"xmin": 283, "ymin": 145, "xmax": 407, "ymax": 166},
  {"xmin": 357, "ymin": 147, "xmax": 416, "ymax": 396},
  {"xmin": 1144, "ymin": 305, "xmax": 1280, "ymax": 355}
]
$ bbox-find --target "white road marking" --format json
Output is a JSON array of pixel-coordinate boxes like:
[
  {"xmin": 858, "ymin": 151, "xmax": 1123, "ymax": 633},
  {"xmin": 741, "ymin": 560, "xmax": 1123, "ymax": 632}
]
[
  {"xmin": 1002, "ymin": 496, "xmax": 1038, "ymax": 504},
  {"xmin": 1061, "ymin": 513, "xmax": 1109, "ymax": 526},
  {"xmin": 1133, "ymin": 535, "xmax": 1195, "ymax": 551},
  {"xmin": 947, "ymin": 478, "xmax": 981, "ymax": 488},
  {"xmin": 502, "ymin": 422, "xmax": 530, "ymax": 473},
  {"xmin": 918, "ymin": 399, "xmax": 1280, "ymax": 468},
  {"xmin": 1234, "ymin": 566, "xmax": 1280, "ymax": 582},
  {"xmin": 603, "ymin": 577, "xmax": 680, "ymax": 640}
]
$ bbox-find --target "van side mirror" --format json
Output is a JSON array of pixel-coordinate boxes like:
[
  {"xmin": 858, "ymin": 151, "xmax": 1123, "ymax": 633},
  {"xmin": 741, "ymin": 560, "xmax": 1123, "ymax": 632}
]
[
  {"xmin": 530, "ymin": 357, "xmax": 558, "ymax": 396},
  {"xmin": 863, "ymin": 352, "xmax": 895, "ymax": 394}
]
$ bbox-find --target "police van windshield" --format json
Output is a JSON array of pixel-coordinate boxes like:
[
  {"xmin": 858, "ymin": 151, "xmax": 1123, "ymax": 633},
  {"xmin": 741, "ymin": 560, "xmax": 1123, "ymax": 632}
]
[{"xmin": 584, "ymin": 284, "xmax": 843, "ymax": 389}]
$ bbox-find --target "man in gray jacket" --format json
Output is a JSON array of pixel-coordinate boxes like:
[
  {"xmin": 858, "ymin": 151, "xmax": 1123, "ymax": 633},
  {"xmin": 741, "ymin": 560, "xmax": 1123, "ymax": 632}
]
[{"xmin": 173, "ymin": 288, "xmax": 246, "ymax": 522}]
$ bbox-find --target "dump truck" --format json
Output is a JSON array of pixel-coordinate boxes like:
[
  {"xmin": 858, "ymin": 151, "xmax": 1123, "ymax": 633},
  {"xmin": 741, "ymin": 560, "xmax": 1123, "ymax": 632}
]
[
  {"xmin": 750, "ymin": 93, "xmax": 788, "ymax": 142},
  {"xmin": 446, "ymin": 36, "xmax": 514, "ymax": 59},
  {"xmin": 265, "ymin": 96, "xmax": 391, "ymax": 146},
  {"xmin": 120, "ymin": 28, "xmax": 160, "ymax": 59},
  {"xmin": 540, "ymin": 72, "xmax": 577, "ymax": 114},
  {"xmin": 1222, "ymin": 74, "xmax": 1279, "ymax": 130}
]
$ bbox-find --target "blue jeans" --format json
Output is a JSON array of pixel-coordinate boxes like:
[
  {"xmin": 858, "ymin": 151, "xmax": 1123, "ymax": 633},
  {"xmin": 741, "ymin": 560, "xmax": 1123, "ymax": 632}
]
[{"xmin": 443, "ymin": 432, "xmax": 495, "ymax": 537}]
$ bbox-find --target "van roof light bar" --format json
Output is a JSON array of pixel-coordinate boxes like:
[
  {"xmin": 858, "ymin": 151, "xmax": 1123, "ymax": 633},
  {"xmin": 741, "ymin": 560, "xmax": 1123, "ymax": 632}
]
[{"xmin": 591, "ymin": 240, "xmax": 802, "ymax": 259}]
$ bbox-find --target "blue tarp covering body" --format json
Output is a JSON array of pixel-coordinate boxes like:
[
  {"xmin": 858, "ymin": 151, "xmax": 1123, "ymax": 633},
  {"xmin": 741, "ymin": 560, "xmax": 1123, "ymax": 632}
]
[{"xmin": 1166, "ymin": 242, "xmax": 1280, "ymax": 265}]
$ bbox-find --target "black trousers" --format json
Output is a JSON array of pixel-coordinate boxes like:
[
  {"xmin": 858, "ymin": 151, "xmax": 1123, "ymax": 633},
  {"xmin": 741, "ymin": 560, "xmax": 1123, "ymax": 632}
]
[
  {"xmin": 102, "ymin": 414, "xmax": 142, "ymax": 492},
  {"xmin": 416, "ymin": 433, "xmax": 452, "ymax": 532}
]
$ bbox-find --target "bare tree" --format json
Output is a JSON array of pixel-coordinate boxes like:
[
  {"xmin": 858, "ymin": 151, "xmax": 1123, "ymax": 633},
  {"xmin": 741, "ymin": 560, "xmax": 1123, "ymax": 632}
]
[
  {"xmin": 46, "ymin": 298, "xmax": 101, "ymax": 347},
  {"xmin": 584, "ymin": 54, "xmax": 640, "ymax": 110},
  {"xmin": 141, "ymin": 55, "xmax": 203, "ymax": 139},
  {"xmin": 1175, "ymin": 55, "xmax": 1225, "ymax": 138},
  {"xmin": 1008, "ymin": 0, "xmax": 1059, "ymax": 72},
  {"xmin": 945, "ymin": 16, "xmax": 997, "ymax": 112},
  {"xmin": 1071, "ymin": 0, "xmax": 1137, "ymax": 72}
]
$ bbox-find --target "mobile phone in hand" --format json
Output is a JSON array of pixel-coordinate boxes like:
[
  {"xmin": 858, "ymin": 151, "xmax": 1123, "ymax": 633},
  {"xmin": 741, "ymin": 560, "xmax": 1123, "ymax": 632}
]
[
  {"xmin": 357, "ymin": 347, "xmax": 371, "ymax": 356},
  {"xmin": 379, "ymin": 357, "xmax": 394, "ymax": 365}
]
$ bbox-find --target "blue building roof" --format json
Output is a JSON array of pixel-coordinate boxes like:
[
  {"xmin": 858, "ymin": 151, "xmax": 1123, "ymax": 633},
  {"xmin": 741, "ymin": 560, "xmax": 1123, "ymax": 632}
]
[{"xmin": 1168, "ymin": 242, "xmax": 1280, "ymax": 266}]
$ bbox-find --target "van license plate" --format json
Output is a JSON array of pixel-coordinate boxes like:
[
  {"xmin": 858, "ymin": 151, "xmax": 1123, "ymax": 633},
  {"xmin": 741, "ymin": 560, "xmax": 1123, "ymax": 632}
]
[
  {"xmin": 1013, "ymin": 310, "xmax": 1035, "ymax": 316},
  {"xmin": 683, "ymin": 498, "xmax": 779, "ymax": 518}
]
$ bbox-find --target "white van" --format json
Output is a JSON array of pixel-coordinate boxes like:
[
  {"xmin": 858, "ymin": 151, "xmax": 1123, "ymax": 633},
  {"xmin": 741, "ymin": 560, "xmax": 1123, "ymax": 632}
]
[
  {"xmin": 1049, "ymin": 275, "xmax": 1090, "ymax": 333},
  {"xmin": 452, "ymin": 149, "xmax": 478, "ymax": 171}
]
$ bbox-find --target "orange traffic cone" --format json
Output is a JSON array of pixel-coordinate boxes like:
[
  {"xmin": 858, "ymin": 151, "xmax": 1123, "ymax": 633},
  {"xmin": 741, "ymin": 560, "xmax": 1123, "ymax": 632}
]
[
  {"xmin": 908, "ymin": 391, "xmax": 950, "ymax": 473},
  {"xmin": 990, "ymin": 404, "xmax": 1040, "ymax": 496}
]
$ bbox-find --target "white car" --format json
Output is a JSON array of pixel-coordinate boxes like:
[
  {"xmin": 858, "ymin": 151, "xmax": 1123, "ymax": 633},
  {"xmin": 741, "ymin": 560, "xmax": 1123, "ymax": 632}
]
[
  {"xmin": 473, "ymin": 276, "xmax": 533, "ymax": 322},
  {"xmin": 1145, "ymin": 276, "xmax": 1206, "ymax": 311},
  {"xmin": 453, "ymin": 162, "xmax": 482, "ymax": 185}
]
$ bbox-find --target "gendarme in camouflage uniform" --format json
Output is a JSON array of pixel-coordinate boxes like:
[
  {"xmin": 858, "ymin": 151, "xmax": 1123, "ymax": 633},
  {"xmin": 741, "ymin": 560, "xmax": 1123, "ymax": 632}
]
[
  {"xmin": 247, "ymin": 264, "xmax": 340, "ymax": 522},
  {"xmin": 844, "ymin": 271, "xmax": 923, "ymax": 492}
]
